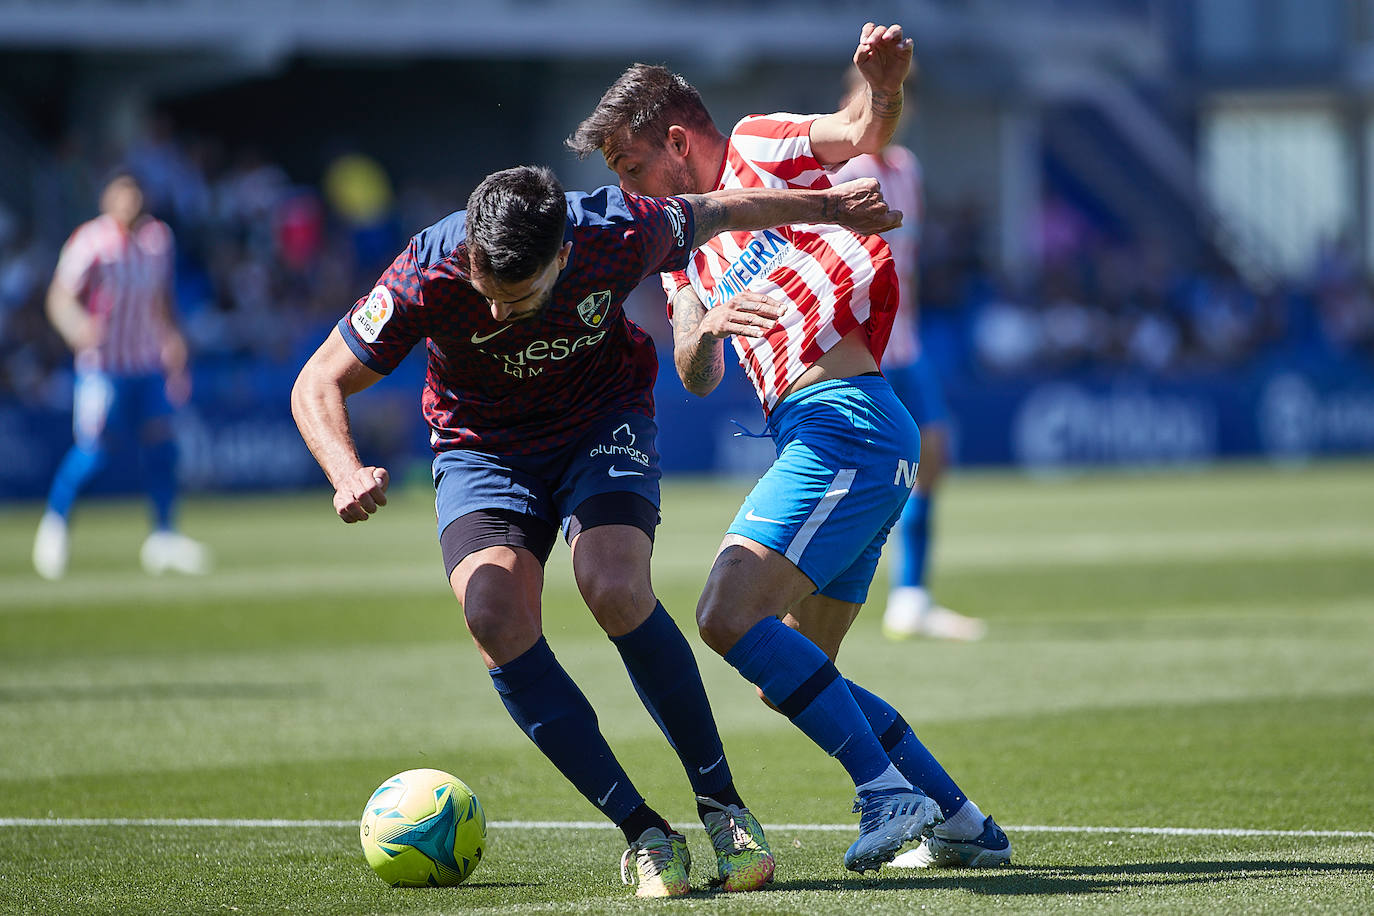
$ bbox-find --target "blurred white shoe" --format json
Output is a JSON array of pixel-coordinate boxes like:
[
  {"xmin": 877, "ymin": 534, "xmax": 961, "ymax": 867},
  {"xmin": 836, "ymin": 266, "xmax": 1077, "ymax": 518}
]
[
  {"xmin": 882, "ymin": 586, "xmax": 987, "ymax": 641},
  {"xmin": 140, "ymin": 531, "xmax": 212, "ymax": 575},
  {"xmin": 33, "ymin": 512, "xmax": 69, "ymax": 580}
]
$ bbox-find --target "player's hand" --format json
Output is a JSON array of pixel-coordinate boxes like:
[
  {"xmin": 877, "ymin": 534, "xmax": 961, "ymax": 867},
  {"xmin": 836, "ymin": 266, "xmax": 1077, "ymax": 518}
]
[
  {"xmin": 824, "ymin": 178, "xmax": 903, "ymax": 234},
  {"xmin": 853, "ymin": 22, "xmax": 914, "ymax": 95},
  {"xmin": 165, "ymin": 368, "xmax": 192, "ymax": 407},
  {"xmin": 334, "ymin": 466, "xmax": 389, "ymax": 523},
  {"xmin": 699, "ymin": 292, "xmax": 785, "ymax": 339}
]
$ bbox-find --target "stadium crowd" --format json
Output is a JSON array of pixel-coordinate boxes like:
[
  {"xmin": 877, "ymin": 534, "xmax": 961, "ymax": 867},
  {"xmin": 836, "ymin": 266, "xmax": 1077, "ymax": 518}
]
[{"xmin": 2, "ymin": 117, "xmax": 1372, "ymax": 410}]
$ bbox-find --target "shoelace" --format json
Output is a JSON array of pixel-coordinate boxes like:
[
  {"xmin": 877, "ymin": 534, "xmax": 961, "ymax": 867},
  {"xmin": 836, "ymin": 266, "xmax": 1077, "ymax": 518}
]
[
  {"xmin": 706, "ymin": 808, "xmax": 754, "ymax": 854},
  {"xmin": 852, "ymin": 792, "xmax": 917, "ymax": 833},
  {"xmin": 619, "ymin": 835, "xmax": 673, "ymax": 886}
]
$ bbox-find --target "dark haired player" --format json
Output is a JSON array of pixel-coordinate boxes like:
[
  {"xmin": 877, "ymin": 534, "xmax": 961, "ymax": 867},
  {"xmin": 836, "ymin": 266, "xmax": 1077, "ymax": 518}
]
[{"xmin": 291, "ymin": 165, "xmax": 901, "ymax": 896}]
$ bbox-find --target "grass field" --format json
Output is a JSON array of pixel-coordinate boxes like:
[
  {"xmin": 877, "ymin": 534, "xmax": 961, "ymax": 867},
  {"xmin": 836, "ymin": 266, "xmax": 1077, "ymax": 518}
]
[{"xmin": 2, "ymin": 462, "xmax": 1372, "ymax": 914}]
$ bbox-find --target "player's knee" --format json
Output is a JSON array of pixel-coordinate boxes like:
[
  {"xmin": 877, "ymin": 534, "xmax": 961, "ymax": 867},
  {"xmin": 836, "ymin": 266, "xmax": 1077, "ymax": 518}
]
[
  {"xmin": 696, "ymin": 592, "xmax": 743, "ymax": 656},
  {"xmin": 578, "ymin": 568, "xmax": 653, "ymax": 634},
  {"xmin": 462, "ymin": 597, "xmax": 537, "ymax": 659}
]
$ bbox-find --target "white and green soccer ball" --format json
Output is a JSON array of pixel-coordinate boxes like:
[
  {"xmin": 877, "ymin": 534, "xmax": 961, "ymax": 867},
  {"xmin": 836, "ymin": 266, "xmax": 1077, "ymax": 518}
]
[{"xmin": 360, "ymin": 768, "xmax": 487, "ymax": 887}]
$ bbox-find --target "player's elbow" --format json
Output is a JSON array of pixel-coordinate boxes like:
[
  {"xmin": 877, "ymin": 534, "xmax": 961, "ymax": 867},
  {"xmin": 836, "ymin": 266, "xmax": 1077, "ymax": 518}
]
[
  {"xmin": 685, "ymin": 379, "xmax": 718, "ymax": 398},
  {"xmin": 676, "ymin": 365, "xmax": 722, "ymax": 398},
  {"xmin": 289, "ymin": 364, "xmax": 328, "ymax": 426}
]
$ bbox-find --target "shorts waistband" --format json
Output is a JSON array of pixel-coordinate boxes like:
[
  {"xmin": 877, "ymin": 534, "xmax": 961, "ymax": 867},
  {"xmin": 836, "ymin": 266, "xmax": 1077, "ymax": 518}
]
[{"xmin": 767, "ymin": 372, "xmax": 892, "ymax": 431}]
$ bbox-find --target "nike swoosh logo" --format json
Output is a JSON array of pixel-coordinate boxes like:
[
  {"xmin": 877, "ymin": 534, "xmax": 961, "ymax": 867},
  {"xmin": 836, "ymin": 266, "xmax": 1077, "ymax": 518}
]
[
  {"xmin": 607, "ymin": 467, "xmax": 644, "ymax": 477},
  {"xmin": 745, "ymin": 509, "xmax": 786, "ymax": 524},
  {"xmin": 698, "ymin": 754, "xmax": 725, "ymax": 775},
  {"xmin": 597, "ymin": 781, "xmax": 619, "ymax": 807},
  {"xmin": 471, "ymin": 325, "xmax": 513, "ymax": 344}
]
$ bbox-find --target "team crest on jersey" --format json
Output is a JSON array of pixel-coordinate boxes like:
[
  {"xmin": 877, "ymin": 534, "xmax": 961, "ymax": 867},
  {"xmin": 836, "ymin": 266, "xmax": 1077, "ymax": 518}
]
[
  {"xmin": 352, "ymin": 286, "xmax": 394, "ymax": 343},
  {"xmin": 576, "ymin": 290, "xmax": 613, "ymax": 328}
]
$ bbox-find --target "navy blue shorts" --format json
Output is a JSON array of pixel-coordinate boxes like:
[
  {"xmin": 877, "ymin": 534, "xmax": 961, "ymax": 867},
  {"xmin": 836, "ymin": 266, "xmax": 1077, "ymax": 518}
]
[{"xmin": 433, "ymin": 411, "xmax": 661, "ymax": 575}]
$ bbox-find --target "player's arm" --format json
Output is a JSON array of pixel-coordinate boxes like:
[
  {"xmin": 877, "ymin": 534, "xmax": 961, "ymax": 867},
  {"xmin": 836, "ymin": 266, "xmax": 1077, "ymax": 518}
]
[
  {"xmin": 44, "ymin": 277, "xmax": 96, "ymax": 353},
  {"xmin": 671, "ymin": 286, "xmax": 783, "ymax": 397},
  {"xmin": 809, "ymin": 22, "xmax": 913, "ymax": 166},
  {"xmin": 291, "ymin": 327, "xmax": 391, "ymax": 523},
  {"xmin": 149, "ymin": 288, "xmax": 193, "ymax": 405},
  {"xmin": 683, "ymin": 177, "xmax": 901, "ymax": 246}
]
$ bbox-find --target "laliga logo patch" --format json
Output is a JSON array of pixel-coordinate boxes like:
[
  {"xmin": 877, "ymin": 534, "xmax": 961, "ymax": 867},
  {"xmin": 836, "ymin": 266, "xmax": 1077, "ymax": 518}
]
[
  {"xmin": 352, "ymin": 286, "xmax": 395, "ymax": 343},
  {"xmin": 576, "ymin": 290, "xmax": 613, "ymax": 328}
]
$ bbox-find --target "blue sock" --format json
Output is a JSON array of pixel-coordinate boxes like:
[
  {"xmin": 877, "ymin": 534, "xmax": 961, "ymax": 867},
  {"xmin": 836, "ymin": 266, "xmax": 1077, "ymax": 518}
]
[
  {"xmin": 489, "ymin": 637, "xmax": 643, "ymax": 825},
  {"xmin": 846, "ymin": 679, "xmax": 968, "ymax": 818},
  {"xmin": 724, "ymin": 617, "xmax": 892, "ymax": 786},
  {"xmin": 895, "ymin": 492, "xmax": 931, "ymax": 588},
  {"xmin": 143, "ymin": 438, "xmax": 178, "ymax": 531},
  {"xmin": 610, "ymin": 603, "xmax": 732, "ymax": 797},
  {"xmin": 45, "ymin": 444, "xmax": 106, "ymax": 519}
]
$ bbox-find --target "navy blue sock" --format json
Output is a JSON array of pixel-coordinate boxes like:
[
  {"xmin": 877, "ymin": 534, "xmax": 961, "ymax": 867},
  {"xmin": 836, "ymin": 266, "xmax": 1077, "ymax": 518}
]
[
  {"xmin": 45, "ymin": 444, "xmax": 106, "ymax": 519},
  {"xmin": 846, "ymin": 679, "xmax": 967, "ymax": 817},
  {"xmin": 724, "ymin": 617, "xmax": 892, "ymax": 786},
  {"xmin": 489, "ymin": 637, "xmax": 643, "ymax": 824},
  {"xmin": 143, "ymin": 438, "xmax": 178, "ymax": 531},
  {"xmin": 610, "ymin": 602, "xmax": 733, "ymax": 798},
  {"xmin": 895, "ymin": 492, "xmax": 931, "ymax": 588}
]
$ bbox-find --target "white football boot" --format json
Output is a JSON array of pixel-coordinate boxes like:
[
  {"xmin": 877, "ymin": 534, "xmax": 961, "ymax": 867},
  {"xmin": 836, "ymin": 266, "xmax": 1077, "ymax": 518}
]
[
  {"xmin": 33, "ymin": 512, "xmax": 69, "ymax": 580},
  {"xmin": 890, "ymin": 815, "xmax": 1012, "ymax": 868},
  {"xmin": 140, "ymin": 531, "xmax": 213, "ymax": 575},
  {"xmin": 882, "ymin": 586, "xmax": 987, "ymax": 642}
]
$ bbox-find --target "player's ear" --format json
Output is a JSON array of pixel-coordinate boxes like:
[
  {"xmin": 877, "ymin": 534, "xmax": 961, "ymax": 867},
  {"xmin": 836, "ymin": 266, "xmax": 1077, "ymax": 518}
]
[
  {"xmin": 666, "ymin": 125, "xmax": 690, "ymax": 159},
  {"xmin": 556, "ymin": 241, "xmax": 572, "ymax": 270}
]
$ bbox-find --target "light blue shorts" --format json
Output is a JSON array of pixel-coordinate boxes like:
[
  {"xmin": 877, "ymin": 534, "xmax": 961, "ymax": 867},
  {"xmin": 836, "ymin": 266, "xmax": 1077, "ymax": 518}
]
[{"xmin": 727, "ymin": 374, "xmax": 920, "ymax": 604}]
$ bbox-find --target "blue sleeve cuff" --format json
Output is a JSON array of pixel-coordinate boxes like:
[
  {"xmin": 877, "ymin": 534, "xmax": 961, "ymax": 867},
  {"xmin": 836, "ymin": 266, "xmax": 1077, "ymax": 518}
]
[{"xmin": 335, "ymin": 317, "xmax": 393, "ymax": 376}]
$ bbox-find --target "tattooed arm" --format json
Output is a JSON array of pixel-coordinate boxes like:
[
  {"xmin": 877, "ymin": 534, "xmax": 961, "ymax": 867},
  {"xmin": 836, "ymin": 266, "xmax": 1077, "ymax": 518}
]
[
  {"xmin": 809, "ymin": 22, "xmax": 914, "ymax": 165},
  {"xmin": 682, "ymin": 178, "xmax": 901, "ymax": 250},
  {"xmin": 671, "ymin": 285, "xmax": 783, "ymax": 396}
]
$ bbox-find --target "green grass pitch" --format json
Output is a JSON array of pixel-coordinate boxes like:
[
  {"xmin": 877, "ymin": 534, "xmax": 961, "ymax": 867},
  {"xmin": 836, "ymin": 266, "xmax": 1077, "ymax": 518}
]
[{"xmin": 1, "ymin": 462, "xmax": 1371, "ymax": 914}]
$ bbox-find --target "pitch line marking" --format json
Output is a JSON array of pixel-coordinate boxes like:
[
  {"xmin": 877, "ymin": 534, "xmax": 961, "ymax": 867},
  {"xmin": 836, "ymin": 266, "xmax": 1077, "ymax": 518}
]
[{"xmin": 0, "ymin": 818, "xmax": 1370, "ymax": 839}]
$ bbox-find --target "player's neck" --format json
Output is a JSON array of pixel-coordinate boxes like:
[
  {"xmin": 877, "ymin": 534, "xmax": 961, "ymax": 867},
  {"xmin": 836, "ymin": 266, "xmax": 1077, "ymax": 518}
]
[{"xmin": 701, "ymin": 132, "xmax": 729, "ymax": 192}]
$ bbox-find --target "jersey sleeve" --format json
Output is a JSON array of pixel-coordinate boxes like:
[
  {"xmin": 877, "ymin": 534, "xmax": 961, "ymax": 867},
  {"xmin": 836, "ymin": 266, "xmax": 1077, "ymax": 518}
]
[
  {"xmin": 660, "ymin": 269, "xmax": 693, "ymax": 319},
  {"xmin": 732, "ymin": 113, "xmax": 828, "ymax": 184},
  {"xmin": 337, "ymin": 240, "xmax": 426, "ymax": 375},
  {"xmin": 622, "ymin": 193, "xmax": 696, "ymax": 276},
  {"xmin": 52, "ymin": 225, "xmax": 97, "ymax": 298}
]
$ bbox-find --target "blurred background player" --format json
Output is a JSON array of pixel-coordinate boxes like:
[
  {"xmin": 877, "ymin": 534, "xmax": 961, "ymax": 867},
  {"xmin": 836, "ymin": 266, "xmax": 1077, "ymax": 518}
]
[
  {"xmin": 571, "ymin": 22, "xmax": 1009, "ymax": 873},
  {"xmin": 292, "ymin": 164, "xmax": 900, "ymax": 896},
  {"xmin": 833, "ymin": 66, "xmax": 987, "ymax": 643},
  {"xmin": 32, "ymin": 170, "xmax": 210, "ymax": 580}
]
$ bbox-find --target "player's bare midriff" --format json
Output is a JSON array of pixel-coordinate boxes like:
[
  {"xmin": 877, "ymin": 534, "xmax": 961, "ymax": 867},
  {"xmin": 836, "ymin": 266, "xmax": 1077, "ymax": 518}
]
[{"xmin": 778, "ymin": 328, "xmax": 879, "ymax": 400}]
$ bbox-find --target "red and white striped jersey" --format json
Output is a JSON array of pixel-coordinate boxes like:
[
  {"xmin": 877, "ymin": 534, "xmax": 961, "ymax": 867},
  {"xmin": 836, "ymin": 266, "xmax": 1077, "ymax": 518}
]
[
  {"xmin": 53, "ymin": 213, "xmax": 174, "ymax": 375},
  {"xmin": 834, "ymin": 146, "xmax": 923, "ymax": 367},
  {"xmin": 662, "ymin": 113, "xmax": 898, "ymax": 413}
]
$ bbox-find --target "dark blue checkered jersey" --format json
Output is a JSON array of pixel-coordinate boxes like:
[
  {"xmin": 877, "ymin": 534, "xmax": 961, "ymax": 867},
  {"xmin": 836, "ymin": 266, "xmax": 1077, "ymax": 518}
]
[{"xmin": 338, "ymin": 187, "xmax": 694, "ymax": 454}]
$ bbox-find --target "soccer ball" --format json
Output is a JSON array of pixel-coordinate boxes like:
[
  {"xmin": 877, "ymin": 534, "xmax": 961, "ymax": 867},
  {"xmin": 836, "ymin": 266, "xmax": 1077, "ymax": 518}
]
[{"xmin": 359, "ymin": 768, "xmax": 487, "ymax": 887}]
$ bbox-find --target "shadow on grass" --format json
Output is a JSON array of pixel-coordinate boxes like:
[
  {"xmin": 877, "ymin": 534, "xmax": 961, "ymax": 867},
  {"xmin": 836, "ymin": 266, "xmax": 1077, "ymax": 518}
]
[{"xmin": 767, "ymin": 860, "xmax": 1374, "ymax": 897}]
